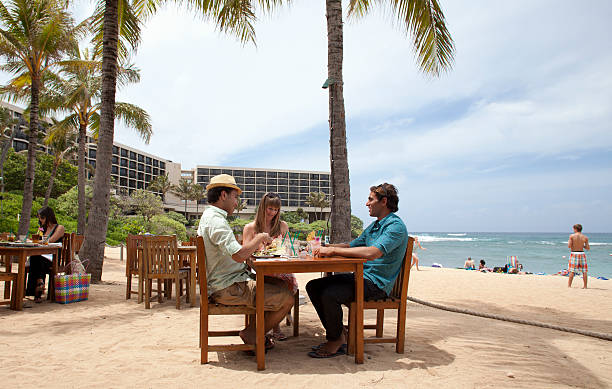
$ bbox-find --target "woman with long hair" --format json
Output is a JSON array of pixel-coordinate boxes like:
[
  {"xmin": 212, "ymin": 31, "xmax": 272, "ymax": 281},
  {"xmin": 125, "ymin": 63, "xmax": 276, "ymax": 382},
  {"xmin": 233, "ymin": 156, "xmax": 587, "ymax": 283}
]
[
  {"xmin": 27, "ymin": 206, "xmax": 65, "ymax": 303},
  {"xmin": 243, "ymin": 192, "xmax": 297, "ymax": 341}
]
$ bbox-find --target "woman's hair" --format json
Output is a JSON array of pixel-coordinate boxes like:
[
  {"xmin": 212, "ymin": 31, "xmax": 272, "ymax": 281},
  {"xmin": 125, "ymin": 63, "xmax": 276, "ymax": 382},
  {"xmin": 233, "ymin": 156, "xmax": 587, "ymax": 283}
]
[
  {"xmin": 254, "ymin": 192, "xmax": 283, "ymax": 237},
  {"xmin": 37, "ymin": 206, "xmax": 58, "ymax": 230},
  {"xmin": 369, "ymin": 183, "xmax": 399, "ymax": 212}
]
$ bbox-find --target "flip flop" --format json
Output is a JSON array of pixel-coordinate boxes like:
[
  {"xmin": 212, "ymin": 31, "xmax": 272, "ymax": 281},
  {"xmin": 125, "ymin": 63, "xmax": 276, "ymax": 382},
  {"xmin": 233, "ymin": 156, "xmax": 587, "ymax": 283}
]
[
  {"xmin": 272, "ymin": 331, "xmax": 288, "ymax": 341},
  {"xmin": 243, "ymin": 335, "xmax": 275, "ymax": 356},
  {"xmin": 311, "ymin": 343, "xmax": 347, "ymax": 352},
  {"xmin": 307, "ymin": 347, "xmax": 346, "ymax": 359}
]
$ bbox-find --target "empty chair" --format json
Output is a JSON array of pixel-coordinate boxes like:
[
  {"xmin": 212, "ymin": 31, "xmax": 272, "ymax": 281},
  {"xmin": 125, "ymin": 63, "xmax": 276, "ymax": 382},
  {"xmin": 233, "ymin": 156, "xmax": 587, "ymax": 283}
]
[
  {"xmin": 125, "ymin": 234, "xmax": 145, "ymax": 301},
  {"xmin": 347, "ymin": 237, "xmax": 414, "ymax": 355},
  {"xmin": 142, "ymin": 235, "xmax": 190, "ymax": 309}
]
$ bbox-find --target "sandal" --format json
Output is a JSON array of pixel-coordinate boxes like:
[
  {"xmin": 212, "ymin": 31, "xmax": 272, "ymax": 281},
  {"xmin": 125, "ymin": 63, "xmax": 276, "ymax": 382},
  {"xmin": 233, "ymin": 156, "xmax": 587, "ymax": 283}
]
[
  {"xmin": 243, "ymin": 335, "xmax": 275, "ymax": 356},
  {"xmin": 311, "ymin": 343, "xmax": 347, "ymax": 352},
  {"xmin": 272, "ymin": 330, "xmax": 288, "ymax": 341},
  {"xmin": 307, "ymin": 347, "xmax": 346, "ymax": 359}
]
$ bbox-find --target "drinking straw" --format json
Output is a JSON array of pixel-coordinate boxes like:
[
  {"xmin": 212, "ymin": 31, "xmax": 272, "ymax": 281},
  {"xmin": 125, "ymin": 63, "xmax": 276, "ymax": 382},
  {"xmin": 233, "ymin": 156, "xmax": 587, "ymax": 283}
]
[{"xmin": 281, "ymin": 231, "xmax": 288, "ymax": 246}]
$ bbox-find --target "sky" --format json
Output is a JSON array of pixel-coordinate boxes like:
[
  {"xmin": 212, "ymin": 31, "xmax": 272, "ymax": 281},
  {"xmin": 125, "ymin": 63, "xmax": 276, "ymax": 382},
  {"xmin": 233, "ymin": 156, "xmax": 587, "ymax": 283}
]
[{"xmin": 5, "ymin": 0, "xmax": 612, "ymax": 232}]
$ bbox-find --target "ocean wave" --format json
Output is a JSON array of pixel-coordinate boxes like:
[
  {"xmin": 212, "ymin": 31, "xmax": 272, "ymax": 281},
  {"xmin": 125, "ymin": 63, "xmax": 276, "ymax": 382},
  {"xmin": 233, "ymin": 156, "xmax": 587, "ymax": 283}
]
[
  {"xmin": 417, "ymin": 236, "xmax": 475, "ymax": 242},
  {"xmin": 537, "ymin": 241, "xmax": 556, "ymax": 245},
  {"xmin": 447, "ymin": 233, "xmax": 467, "ymax": 236},
  {"xmin": 590, "ymin": 242, "xmax": 612, "ymax": 246}
]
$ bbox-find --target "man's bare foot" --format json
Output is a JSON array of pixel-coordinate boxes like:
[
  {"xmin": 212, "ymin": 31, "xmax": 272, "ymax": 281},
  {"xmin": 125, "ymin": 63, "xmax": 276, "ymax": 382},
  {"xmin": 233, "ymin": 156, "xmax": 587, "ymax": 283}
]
[{"xmin": 239, "ymin": 329, "xmax": 255, "ymax": 345}]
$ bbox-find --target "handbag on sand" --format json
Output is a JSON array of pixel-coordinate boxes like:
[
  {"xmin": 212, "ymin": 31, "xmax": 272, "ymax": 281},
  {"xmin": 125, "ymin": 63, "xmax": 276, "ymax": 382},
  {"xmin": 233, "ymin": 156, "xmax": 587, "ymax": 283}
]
[{"xmin": 54, "ymin": 254, "xmax": 91, "ymax": 304}]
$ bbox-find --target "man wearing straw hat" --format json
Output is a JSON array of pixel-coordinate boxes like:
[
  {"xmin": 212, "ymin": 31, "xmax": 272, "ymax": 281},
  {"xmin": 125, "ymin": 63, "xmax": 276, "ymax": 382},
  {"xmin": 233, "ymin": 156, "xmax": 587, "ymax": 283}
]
[
  {"xmin": 198, "ymin": 174, "xmax": 294, "ymax": 350},
  {"xmin": 306, "ymin": 183, "xmax": 408, "ymax": 358}
]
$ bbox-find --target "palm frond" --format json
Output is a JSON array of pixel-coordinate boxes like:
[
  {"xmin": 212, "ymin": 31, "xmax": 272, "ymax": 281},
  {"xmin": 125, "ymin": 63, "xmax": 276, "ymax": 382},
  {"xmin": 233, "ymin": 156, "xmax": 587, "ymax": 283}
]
[{"xmin": 113, "ymin": 102, "xmax": 152, "ymax": 144}]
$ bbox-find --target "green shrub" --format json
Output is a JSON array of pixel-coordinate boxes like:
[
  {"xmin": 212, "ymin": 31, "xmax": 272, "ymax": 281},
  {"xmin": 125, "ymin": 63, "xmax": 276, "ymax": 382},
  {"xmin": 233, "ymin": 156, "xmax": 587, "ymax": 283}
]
[
  {"xmin": 165, "ymin": 211, "xmax": 188, "ymax": 225},
  {"xmin": 150, "ymin": 214, "xmax": 187, "ymax": 241}
]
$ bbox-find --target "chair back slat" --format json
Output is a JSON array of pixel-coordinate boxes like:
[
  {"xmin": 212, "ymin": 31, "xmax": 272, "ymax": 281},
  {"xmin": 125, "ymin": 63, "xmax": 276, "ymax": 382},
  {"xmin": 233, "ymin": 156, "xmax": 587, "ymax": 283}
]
[
  {"xmin": 390, "ymin": 237, "xmax": 415, "ymax": 300},
  {"xmin": 196, "ymin": 236, "xmax": 208, "ymax": 307},
  {"xmin": 59, "ymin": 233, "xmax": 72, "ymax": 272},
  {"xmin": 71, "ymin": 233, "xmax": 84, "ymax": 255},
  {"xmin": 126, "ymin": 234, "xmax": 144, "ymax": 276},
  {"xmin": 143, "ymin": 235, "xmax": 178, "ymax": 276}
]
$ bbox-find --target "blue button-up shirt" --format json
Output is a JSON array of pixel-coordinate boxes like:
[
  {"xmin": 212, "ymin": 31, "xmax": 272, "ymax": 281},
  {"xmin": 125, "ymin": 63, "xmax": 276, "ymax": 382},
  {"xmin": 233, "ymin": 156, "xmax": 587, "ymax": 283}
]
[{"xmin": 349, "ymin": 213, "xmax": 408, "ymax": 295}]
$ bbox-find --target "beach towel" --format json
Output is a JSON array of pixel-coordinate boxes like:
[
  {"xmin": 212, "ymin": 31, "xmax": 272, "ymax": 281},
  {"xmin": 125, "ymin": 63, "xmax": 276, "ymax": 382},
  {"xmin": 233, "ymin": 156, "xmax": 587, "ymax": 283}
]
[
  {"xmin": 596, "ymin": 276, "xmax": 609, "ymax": 280},
  {"xmin": 507, "ymin": 256, "xmax": 519, "ymax": 269},
  {"xmin": 431, "ymin": 263, "xmax": 443, "ymax": 268},
  {"xmin": 568, "ymin": 252, "xmax": 587, "ymax": 274}
]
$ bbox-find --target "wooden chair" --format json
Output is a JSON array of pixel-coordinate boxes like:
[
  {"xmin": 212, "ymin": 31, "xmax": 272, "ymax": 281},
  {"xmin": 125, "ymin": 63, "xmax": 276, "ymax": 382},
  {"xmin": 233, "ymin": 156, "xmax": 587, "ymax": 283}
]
[
  {"xmin": 71, "ymin": 233, "xmax": 84, "ymax": 256},
  {"xmin": 347, "ymin": 237, "xmax": 415, "ymax": 355},
  {"xmin": 1, "ymin": 233, "xmax": 12, "ymax": 300},
  {"xmin": 0, "ymin": 271, "xmax": 17, "ymax": 306},
  {"xmin": 196, "ymin": 236, "xmax": 255, "ymax": 363},
  {"xmin": 48, "ymin": 233, "xmax": 72, "ymax": 302},
  {"xmin": 143, "ymin": 235, "xmax": 190, "ymax": 309},
  {"xmin": 126, "ymin": 234, "xmax": 145, "ymax": 302}
]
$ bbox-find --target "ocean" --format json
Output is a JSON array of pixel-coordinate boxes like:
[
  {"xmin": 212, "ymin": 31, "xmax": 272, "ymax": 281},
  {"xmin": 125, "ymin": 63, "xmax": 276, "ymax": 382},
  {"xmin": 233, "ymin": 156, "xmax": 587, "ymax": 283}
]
[{"xmin": 411, "ymin": 232, "xmax": 612, "ymax": 278}]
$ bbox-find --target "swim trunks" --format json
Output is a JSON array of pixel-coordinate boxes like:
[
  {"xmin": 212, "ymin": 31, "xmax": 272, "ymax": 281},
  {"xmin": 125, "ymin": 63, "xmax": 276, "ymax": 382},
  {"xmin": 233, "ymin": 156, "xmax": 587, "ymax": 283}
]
[{"xmin": 568, "ymin": 252, "xmax": 587, "ymax": 274}]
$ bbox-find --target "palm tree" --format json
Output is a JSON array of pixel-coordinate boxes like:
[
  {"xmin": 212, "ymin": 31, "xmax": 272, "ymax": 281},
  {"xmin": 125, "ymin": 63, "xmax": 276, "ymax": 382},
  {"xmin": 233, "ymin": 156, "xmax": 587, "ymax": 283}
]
[
  {"xmin": 45, "ymin": 46, "xmax": 151, "ymax": 233},
  {"xmin": 42, "ymin": 121, "xmax": 77, "ymax": 206},
  {"xmin": 0, "ymin": 0, "xmax": 85, "ymax": 235},
  {"xmin": 306, "ymin": 191, "xmax": 329, "ymax": 221},
  {"xmin": 190, "ymin": 183, "xmax": 205, "ymax": 215},
  {"xmin": 0, "ymin": 106, "xmax": 18, "ymax": 190},
  {"xmin": 172, "ymin": 178, "xmax": 193, "ymax": 216},
  {"xmin": 81, "ymin": 0, "xmax": 290, "ymax": 282},
  {"xmin": 324, "ymin": 0, "xmax": 454, "ymax": 242},
  {"xmin": 148, "ymin": 173, "xmax": 172, "ymax": 200}
]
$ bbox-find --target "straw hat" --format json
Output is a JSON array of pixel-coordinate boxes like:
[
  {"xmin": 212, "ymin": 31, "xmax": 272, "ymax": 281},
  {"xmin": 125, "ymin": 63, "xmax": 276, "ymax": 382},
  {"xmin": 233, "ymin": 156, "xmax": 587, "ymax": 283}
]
[{"xmin": 206, "ymin": 174, "xmax": 242, "ymax": 195}]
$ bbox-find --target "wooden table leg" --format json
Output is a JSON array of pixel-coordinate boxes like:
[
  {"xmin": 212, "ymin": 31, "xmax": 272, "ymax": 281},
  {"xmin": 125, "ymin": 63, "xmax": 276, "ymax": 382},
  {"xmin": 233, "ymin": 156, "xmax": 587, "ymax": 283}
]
[
  {"xmin": 190, "ymin": 253, "xmax": 196, "ymax": 307},
  {"xmin": 355, "ymin": 264, "xmax": 364, "ymax": 364},
  {"xmin": 13, "ymin": 251, "xmax": 26, "ymax": 311},
  {"xmin": 256, "ymin": 273, "xmax": 265, "ymax": 370}
]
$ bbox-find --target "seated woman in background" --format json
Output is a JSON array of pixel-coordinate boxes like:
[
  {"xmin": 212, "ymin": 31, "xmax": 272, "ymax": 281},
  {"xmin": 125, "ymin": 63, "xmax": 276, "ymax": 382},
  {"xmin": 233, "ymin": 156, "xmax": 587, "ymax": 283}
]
[
  {"xmin": 478, "ymin": 259, "xmax": 486, "ymax": 270},
  {"xmin": 464, "ymin": 257, "xmax": 475, "ymax": 270},
  {"xmin": 26, "ymin": 206, "xmax": 64, "ymax": 303},
  {"xmin": 243, "ymin": 192, "xmax": 297, "ymax": 341}
]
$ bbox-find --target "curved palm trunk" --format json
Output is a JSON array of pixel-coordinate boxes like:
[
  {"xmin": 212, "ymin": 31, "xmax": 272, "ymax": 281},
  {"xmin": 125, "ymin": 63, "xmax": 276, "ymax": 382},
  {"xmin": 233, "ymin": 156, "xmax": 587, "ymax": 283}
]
[
  {"xmin": 18, "ymin": 74, "xmax": 41, "ymax": 235},
  {"xmin": 0, "ymin": 128, "xmax": 16, "ymax": 204},
  {"xmin": 326, "ymin": 0, "xmax": 351, "ymax": 243},
  {"xmin": 43, "ymin": 160, "xmax": 60, "ymax": 207},
  {"xmin": 77, "ymin": 121, "xmax": 87, "ymax": 233},
  {"xmin": 80, "ymin": 0, "xmax": 119, "ymax": 282}
]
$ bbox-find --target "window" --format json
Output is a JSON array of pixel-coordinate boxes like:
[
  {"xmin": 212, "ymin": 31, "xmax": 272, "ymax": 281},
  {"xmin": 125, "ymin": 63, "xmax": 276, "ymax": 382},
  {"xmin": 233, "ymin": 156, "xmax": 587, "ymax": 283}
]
[
  {"xmin": 197, "ymin": 168, "xmax": 209, "ymax": 175},
  {"xmin": 244, "ymin": 170, "xmax": 254, "ymax": 178},
  {"xmin": 120, "ymin": 167, "xmax": 127, "ymax": 176},
  {"xmin": 90, "ymin": 160, "xmax": 96, "ymax": 168},
  {"xmin": 138, "ymin": 163, "xmax": 144, "ymax": 172},
  {"xmin": 160, "ymin": 170, "xmax": 165, "ymax": 176},
  {"xmin": 160, "ymin": 162, "xmax": 165, "ymax": 169},
  {"xmin": 266, "ymin": 171, "xmax": 277, "ymax": 178},
  {"xmin": 289, "ymin": 200, "xmax": 298, "ymax": 207},
  {"xmin": 322, "ymin": 187, "xmax": 330, "ymax": 194},
  {"xmin": 137, "ymin": 154, "xmax": 143, "ymax": 162},
  {"xmin": 289, "ymin": 179, "xmax": 299, "ymax": 186},
  {"xmin": 278, "ymin": 172, "xmax": 288, "ymax": 178},
  {"xmin": 210, "ymin": 168, "xmax": 221, "ymax": 175},
  {"xmin": 112, "ymin": 155, "xmax": 118, "ymax": 164},
  {"xmin": 289, "ymin": 193, "xmax": 298, "ymax": 200},
  {"xmin": 129, "ymin": 161, "xmax": 136, "ymax": 169},
  {"xmin": 120, "ymin": 158, "xmax": 128, "ymax": 167},
  {"xmin": 245, "ymin": 177, "xmax": 254, "ymax": 185},
  {"xmin": 120, "ymin": 148, "xmax": 128, "ymax": 157},
  {"xmin": 321, "ymin": 174, "xmax": 330, "ymax": 181},
  {"xmin": 146, "ymin": 157, "xmax": 152, "ymax": 165},
  {"xmin": 153, "ymin": 168, "xmax": 159, "ymax": 175},
  {"xmin": 278, "ymin": 185, "xmax": 288, "ymax": 193},
  {"xmin": 88, "ymin": 149, "xmax": 96, "ymax": 158},
  {"xmin": 153, "ymin": 160, "xmax": 159, "ymax": 167},
  {"xmin": 233, "ymin": 170, "xmax": 244, "ymax": 177},
  {"xmin": 145, "ymin": 174, "xmax": 151, "ymax": 182},
  {"xmin": 278, "ymin": 178, "xmax": 288, "ymax": 186},
  {"xmin": 234, "ymin": 176, "xmax": 244, "ymax": 185},
  {"xmin": 310, "ymin": 180, "xmax": 319, "ymax": 188},
  {"xmin": 266, "ymin": 185, "xmax": 277, "ymax": 193},
  {"xmin": 138, "ymin": 172, "xmax": 144, "ymax": 181},
  {"xmin": 299, "ymin": 179, "xmax": 308, "ymax": 187},
  {"xmin": 128, "ymin": 151, "xmax": 136, "ymax": 160},
  {"xmin": 310, "ymin": 174, "xmax": 319, "ymax": 180},
  {"xmin": 120, "ymin": 177, "xmax": 127, "ymax": 186},
  {"xmin": 137, "ymin": 181, "xmax": 143, "ymax": 189},
  {"xmin": 129, "ymin": 170, "xmax": 136, "ymax": 179},
  {"xmin": 247, "ymin": 199, "xmax": 255, "ymax": 206},
  {"xmin": 222, "ymin": 169, "xmax": 232, "ymax": 175},
  {"xmin": 129, "ymin": 179, "xmax": 136, "ymax": 188},
  {"xmin": 243, "ymin": 191, "xmax": 254, "ymax": 199},
  {"xmin": 256, "ymin": 171, "xmax": 266, "ymax": 178},
  {"xmin": 256, "ymin": 178, "xmax": 266, "ymax": 186},
  {"xmin": 267, "ymin": 178, "xmax": 277, "ymax": 186},
  {"xmin": 299, "ymin": 186, "xmax": 309, "ymax": 193},
  {"xmin": 244, "ymin": 185, "xmax": 255, "ymax": 192},
  {"xmin": 289, "ymin": 173, "xmax": 299, "ymax": 179},
  {"xmin": 112, "ymin": 146, "xmax": 119, "ymax": 155},
  {"xmin": 111, "ymin": 166, "xmax": 118, "ymax": 174},
  {"xmin": 145, "ymin": 166, "xmax": 151, "ymax": 173},
  {"xmin": 281, "ymin": 199, "xmax": 288, "ymax": 206},
  {"xmin": 299, "ymin": 173, "xmax": 309, "ymax": 180}
]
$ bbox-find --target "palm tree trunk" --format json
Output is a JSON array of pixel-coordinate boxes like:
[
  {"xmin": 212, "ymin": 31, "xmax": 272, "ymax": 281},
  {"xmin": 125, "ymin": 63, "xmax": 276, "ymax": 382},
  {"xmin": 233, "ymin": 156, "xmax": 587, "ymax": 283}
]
[
  {"xmin": 43, "ymin": 160, "xmax": 59, "ymax": 207},
  {"xmin": 18, "ymin": 74, "xmax": 40, "ymax": 235},
  {"xmin": 0, "ymin": 128, "xmax": 15, "ymax": 174},
  {"xmin": 80, "ymin": 0, "xmax": 119, "ymax": 282},
  {"xmin": 326, "ymin": 0, "xmax": 351, "ymax": 244},
  {"xmin": 77, "ymin": 121, "xmax": 87, "ymax": 234}
]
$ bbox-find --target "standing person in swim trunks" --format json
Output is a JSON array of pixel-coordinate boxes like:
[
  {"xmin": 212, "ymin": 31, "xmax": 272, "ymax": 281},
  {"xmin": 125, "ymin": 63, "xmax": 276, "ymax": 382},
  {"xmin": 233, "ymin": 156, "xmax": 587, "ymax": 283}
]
[{"xmin": 567, "ymin": 224, "xmax": 590, "ymax": 289}]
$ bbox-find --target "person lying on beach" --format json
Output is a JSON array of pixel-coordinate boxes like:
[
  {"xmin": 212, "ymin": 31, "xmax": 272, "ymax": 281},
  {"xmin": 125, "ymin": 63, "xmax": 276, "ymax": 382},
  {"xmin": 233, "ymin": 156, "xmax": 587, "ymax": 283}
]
[
  {"xmin": 306, "ymin": 183, "xmax": 408, "ymax": 358},
  {"xmin": 242, "ymin": 192, "xmax": 296, "ymax": 341},
  {"xmin": 478, "ymin": 259, "xmax": 486, "ymax": 270},
  {"xmin": 464, "ymin": 257, "xmax": 475, "ymax": 270},
  {"xmin": 197, "ymin": 174, "xmax": 294, "ymax": 352},
  {"xmin": 410, "ymin": 236, "xmax": 425, "ymax": 271}
]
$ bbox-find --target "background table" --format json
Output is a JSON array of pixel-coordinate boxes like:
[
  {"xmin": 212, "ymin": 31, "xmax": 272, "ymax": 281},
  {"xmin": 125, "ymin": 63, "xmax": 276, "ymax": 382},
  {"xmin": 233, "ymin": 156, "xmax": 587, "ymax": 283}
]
[
  {"xmin": 248, "ymin": 255, "xmax": 367, "ymax": 371},
  {"xmin": 0, "ymin": 244, "xmax": 61, "ymax": 310}
]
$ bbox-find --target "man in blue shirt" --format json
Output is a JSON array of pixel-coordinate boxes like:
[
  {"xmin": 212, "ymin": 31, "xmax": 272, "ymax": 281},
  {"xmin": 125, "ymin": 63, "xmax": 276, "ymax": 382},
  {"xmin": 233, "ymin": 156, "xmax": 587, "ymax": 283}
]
[{"xmin": 306, "ymin": 183, "xmax": 408, "ymax": 358}]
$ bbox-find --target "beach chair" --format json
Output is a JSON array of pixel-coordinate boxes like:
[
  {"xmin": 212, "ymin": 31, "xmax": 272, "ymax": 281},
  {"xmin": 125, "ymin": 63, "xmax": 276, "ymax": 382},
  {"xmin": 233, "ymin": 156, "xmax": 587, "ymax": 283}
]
[
  {"xmin": 126, "ymin": 234, "xmax": 145, "ymax": 301},
  {"xmin": 347, "ymin": 237, "xmax": 415, "ymax": 355},
  {"xmin": 196, "ymin": 236, "xmax": 256, "ymax": 364},
  {"xmin": 0, "ymin": 272, "xmax": 17, "ymax": 307},
  {"xmin": 507, "ymin": 256, "xmax": 520, "ymax": 272}
]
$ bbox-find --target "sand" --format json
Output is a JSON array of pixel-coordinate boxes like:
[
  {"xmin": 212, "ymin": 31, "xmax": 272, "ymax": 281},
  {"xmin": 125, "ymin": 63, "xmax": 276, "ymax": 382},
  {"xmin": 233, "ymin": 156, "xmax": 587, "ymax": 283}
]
[{"xmin": 1, "ymin": 247, "xmax": 611, "ymax": 388}]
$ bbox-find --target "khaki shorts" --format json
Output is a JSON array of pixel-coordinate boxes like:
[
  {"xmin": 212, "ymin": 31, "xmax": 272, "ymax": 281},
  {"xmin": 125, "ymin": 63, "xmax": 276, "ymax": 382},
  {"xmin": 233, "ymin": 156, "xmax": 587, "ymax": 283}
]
[{"xmin": 210, "ymin": 276, "xmax": 292, "ymax": 311}]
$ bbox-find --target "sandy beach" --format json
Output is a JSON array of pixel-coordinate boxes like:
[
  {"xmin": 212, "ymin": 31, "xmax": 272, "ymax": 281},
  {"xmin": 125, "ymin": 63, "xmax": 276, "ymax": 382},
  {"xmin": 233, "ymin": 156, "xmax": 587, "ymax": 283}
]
[{"xmin": 1, "ymin": 247, "xmax": 611, "ymax": 389}]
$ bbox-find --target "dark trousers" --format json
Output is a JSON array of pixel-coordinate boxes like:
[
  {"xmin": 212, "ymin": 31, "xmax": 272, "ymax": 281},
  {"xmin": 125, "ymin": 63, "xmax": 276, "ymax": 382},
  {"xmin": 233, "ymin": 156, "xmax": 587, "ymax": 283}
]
[
  {"xmin": 306, "ymin": 273, "xmax": 387, "ymax": 341},
  {"xmin": 26, "ymin": 255, "xmax": 51, "ymax": 296}
]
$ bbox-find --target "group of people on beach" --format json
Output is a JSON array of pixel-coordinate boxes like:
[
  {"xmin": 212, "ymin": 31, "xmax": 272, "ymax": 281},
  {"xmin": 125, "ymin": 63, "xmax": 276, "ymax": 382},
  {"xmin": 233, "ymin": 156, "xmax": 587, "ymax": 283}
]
[{"xmin": 198, "ymin": 174, "xmax": 408, "ymax": 358}]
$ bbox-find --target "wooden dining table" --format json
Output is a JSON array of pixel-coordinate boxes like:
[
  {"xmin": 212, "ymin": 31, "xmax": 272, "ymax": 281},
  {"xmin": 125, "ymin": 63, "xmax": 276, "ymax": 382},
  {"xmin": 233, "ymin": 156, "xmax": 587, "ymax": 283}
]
[
  {"xmin": 247, "ymin": 255, "xmax": 368, "ymax": 371},
  {"xmin": 0, "ymin": 243, "xmax": 61, "ymax": 310},
  {"xmin": 136, "ymin": 245, "xmax": 197, "ymax": 307}
]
